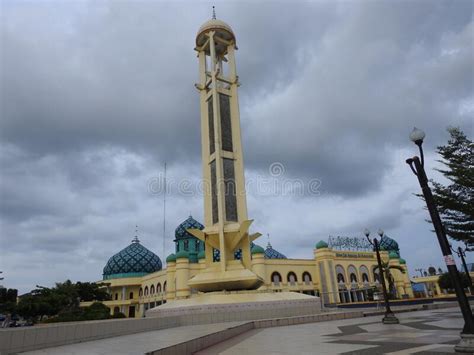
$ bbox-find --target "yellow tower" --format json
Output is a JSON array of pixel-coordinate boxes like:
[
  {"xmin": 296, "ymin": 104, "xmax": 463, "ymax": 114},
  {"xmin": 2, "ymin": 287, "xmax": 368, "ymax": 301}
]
[{"xmin": 188, "ymin": 11, "xmax": 262, "ymax": 292}]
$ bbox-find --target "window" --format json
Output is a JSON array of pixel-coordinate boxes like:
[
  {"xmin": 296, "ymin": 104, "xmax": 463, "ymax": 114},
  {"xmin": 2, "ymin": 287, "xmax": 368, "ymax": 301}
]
[
  {"xmin": 350, "ymin": 273, "xmax": 358, "ymax": 283},
  {"xmin": 129, "ymin": 292, "xmax": 134, "ymax": 300},
  {"xmin": 115, "ymin": 293, "xmax": 118, "ymax": 300},
  {"xmin": 163, "ymin": 281, "xmax": 167, "ymax": 292},
  {"xmin": 144, "ymin": 286, "xmax": 149, "ymax": 296},
  {"xmin": 287, "ymin": 272, "xmax": 297, "ymax": 285},
  {"xmin": 337, "ymin": 273, "xmax": 345, "ymax": 283},
  {"xmin": 150, "ymin": 285, "xmax": 155, "ymax": 295},
  {"xmin": 271, "ymin": 272, "xmax": 282, "ymax": 286},
  {"xmin": 303, "ymin": 272, "xmax": 312, "ymax": 285},
  {"xmin": 184, "ymin": 240, "xmax": 189, "ymax": 251},
  {"xmin": 362, "ymin": 273, "xmax": 369, "ymax": 282},
  {"xmin": 157, "ymin": 283, "xmax": 161, "ymax": 294},
  {"xmin": 139, "ymin": 288, "xmax": 143, "ymax": 297}
]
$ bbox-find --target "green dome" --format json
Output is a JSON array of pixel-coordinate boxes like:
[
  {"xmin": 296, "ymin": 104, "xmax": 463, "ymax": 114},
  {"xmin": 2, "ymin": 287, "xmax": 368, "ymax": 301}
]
[
  {"xmin": 198, "ymin": 250, "xmax": 205, "ymax": 259},
  {"xmin": 251, "ymin": 244, "xmax": 265, "ymax": 254},
  {"xmin": 399, "ymin": 258, "xmax": 406, "ymax": 264},
  {"xmin": 389, "ymin": 251, "xmax": 399, "ymax": 259},
  {"xmin": 166, "ymin": 253, "xmax": 176, "ymax": 263},
  {"xmin": 315, "ymin": 240, "xmax": 329, "ymax": 249},
  {"xmin": 103, "ymin": 237, "xmax": 162, "ymax": 280},
  {"xmin": 176, "ymin": 250, "xmax": 189, "ymax": 259}
]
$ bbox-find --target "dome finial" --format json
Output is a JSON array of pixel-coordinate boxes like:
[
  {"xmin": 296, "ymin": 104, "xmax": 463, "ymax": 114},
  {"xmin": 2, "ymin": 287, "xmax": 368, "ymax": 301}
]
[
  {"xmin": 132, "ymin": 225, "xmax": 140, "ymax": 243},
  {"xmin": 212, "ymin": 5, "xmax": 216, "ymax": 20},
  {"xmin": 266, "ymin": 233, "xmax": 272, "ymax": 249}
]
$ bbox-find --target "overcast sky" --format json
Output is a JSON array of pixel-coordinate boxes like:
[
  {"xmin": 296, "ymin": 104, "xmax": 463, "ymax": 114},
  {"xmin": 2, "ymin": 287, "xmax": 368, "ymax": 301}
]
[{"xmin": 1, "ymin": 0, "xmax": 473, "ymax": 294}]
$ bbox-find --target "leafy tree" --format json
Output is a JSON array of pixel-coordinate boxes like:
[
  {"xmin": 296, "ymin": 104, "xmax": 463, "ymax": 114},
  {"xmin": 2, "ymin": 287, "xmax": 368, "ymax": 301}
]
[
  {"xmin": 374, "ymin": 261, "xmax": 405, "ymax": 299},
  {"xmin": 429, "ymin": 127, "xmax": 474, "ymax": 243},
  {"xmin": 438, "ymin": 272, "xmax": 471, "ymax": 291},
  {"xmin": 0, "ymin": 288, "xmax": 18, "ymax": 314}
]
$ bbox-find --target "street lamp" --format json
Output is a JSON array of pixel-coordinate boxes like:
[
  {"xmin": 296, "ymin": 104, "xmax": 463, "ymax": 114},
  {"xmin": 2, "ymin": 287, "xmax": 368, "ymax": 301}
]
[
  {"xmin": 406, "ymin": 127, "xmax": 474, "ymax": 352},
  {"xmin": 364, "ymin": 228, "xmax": 399, "ymax": 324},
  {"xmin": 451, "ymin": 243, "xmax": 474, "ymax": 295}
]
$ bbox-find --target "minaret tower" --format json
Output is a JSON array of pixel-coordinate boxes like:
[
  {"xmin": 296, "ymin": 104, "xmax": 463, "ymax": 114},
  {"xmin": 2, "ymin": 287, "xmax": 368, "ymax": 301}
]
[{"xmin": 188, "ymin": 10, "xmax": 262, "ymax": 291}]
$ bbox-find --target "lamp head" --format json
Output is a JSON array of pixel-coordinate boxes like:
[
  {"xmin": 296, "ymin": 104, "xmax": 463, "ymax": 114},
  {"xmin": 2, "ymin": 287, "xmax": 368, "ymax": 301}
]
[
  {"xmin": 363, "ymin": 228, "xmax": 370, "ymax": 237},
  {"xmin": 377, "ymin": 229, "xmax": 384, "ymax": 237},
  {"xmin": 409, "ymin": 127, "xmax": 425, "ymax": 146}
]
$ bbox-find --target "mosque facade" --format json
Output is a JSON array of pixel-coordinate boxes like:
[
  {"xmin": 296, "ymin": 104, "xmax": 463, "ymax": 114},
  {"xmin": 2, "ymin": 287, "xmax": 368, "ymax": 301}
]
[{"xmin": 85, "ymin": 216, "xmax": 414, "ymax": 318}]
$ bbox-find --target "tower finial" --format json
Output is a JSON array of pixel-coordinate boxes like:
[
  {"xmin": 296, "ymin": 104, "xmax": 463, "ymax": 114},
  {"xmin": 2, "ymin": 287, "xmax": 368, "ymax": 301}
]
[
  {"xmin": 132, "ymin": 225, "xmax": 140, "ymax": 243},
  {"xmin": 212, "ymin": 6, "xmax": 216, "ymax": 20}
]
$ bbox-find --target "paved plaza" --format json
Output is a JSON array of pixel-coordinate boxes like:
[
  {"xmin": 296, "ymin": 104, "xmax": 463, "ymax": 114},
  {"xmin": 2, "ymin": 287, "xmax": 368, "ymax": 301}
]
[
  {"xmin": 21, "ymin": 308, "xmax": 468, "ymax": 355},
  {"xmin": 197, "ymin": 308, "xmax": 465, "ymax": 355}
]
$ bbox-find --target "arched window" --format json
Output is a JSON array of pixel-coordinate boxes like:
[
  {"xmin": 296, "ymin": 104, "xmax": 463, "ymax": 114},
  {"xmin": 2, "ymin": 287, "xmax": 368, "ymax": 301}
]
[
  {"xmin": 337, "ymin": 273, "xmax": 345, "ymax": 283},
  {"xmin": 359, "ymin": 265, "xmax": 370, "ymax": 283},
  {"xmin": 139, "ymin": 288, "xmax": 143, "ymax": 297},
  {"xmin": 150, "ymin": 285, "xmax": 155, "ymax": 295},
  {"xmin": 144, "ymin": 286, "xmax": 149, "ymax": 296},
  {"xmin": 271, "ymin": 272, "xmax": 282, "ymax": 285},
  {"xmin": 287, "ymin": 272, "xmax": 297, "ymax": 285},
  {"xmin": 373, "ymin": 266, "xmax": 380, "ymax": 282},
  {"xmin": 129, "ymin": 292, "xmax": 134, "ymax": 299},
  {"xmin": 184, "ymin": 240, "xmax": 189, "ymax": 251},
  {"xmin": 303, "ymin": 272, "xmax": 312, "ymax": 284},
  {"xmin": 113, "ymin": 306, "xmax": 120, "ymax": 315},
  {"xmin": 114, "ymin": 293, "xmax": 118, "ymax": 300},
  {"xmin": 350, "ymin": 273, "xmax": 358, "ymax": 283},
  {"xmin": 163, "ymin": 281, "xmax": 167, "ymax": 292},
  {"xmin": 157, "ymin": 283, "xmax": 161, "ymax": 294},
  {"xmin": 336, "ymin": 265, "xmax": 346, "ymax": 284}
]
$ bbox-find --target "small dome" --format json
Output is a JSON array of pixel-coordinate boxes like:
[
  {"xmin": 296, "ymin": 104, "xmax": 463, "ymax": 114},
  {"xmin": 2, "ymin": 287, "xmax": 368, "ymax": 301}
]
[
  {"xmin": 176, "ymin": 250, "xmax": 189, "ymax": 259},
  {"xmin": 389, "ymin": 251, "xmax": 399, "ymax": 259},
  {"xmin": 198, "ymin": 250, "xmax": 206, "ymax": 259},
  {"xmin": 265, "ymin": 242, "xmax": 287, "ymax": 259},
  {"xmin": 251, "ymin": 244, "xmax": 265, "ymax": 255},
  {"xmin": 166, "ymin": 253, "xmax": 176, "ymax": 263},
  {"xmin": 175, "ymin": 216, "xmax": 204, "ymax": 240},
  {"xmin": 103, "ymin": 237, "xmax": 162, "ymax": 280},
  {"xmin": 196, "ymin": 19, "xmax": 235, "ymax": 48},
  {"xmin": 399, "ymin": 258, "xmax": 406, "ymax": 264},
  {"xmin": 316, "ymin": 240, "xmax": 329, "ymax": 249},
  {"xmin": 380, "ymin": 235, "xmax": 399, "ymax": 253}
]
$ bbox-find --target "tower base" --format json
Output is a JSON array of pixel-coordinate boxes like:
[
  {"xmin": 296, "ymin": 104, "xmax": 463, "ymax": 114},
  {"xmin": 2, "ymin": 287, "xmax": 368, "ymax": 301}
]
[{"xmin": 146, "ymin": 291, "xmax": 321, "ymax": 325}]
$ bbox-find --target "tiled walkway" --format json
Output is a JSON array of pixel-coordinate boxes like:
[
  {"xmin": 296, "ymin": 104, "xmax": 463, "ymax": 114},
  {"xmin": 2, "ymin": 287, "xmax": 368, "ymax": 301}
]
[{"xmin": 196, "ymin": 308, "xmax": 464, "ymax": 355}]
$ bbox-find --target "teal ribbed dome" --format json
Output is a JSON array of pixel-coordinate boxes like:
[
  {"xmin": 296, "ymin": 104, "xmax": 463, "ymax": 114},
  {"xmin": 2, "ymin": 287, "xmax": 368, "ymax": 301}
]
[
  {"xmin": 175, "ymin": 216, "xmax": 204, "ymax": 240},
  {"xmin": 316, "ymin": 240, "xmax": 329, "ymax": 249},
  {"xmin": 380, "ymin": 235, "xmax": 399, "ymax": 256},
  {"xmin": 166, "ymin": 253, "xmax": 176, "ymax": 263},
  {"xmin": 176, "ymin": 250, "xmax": 189, "ymax": 259},
  {"xmin": 389, "ymin": 251, "xmax": 399, "ymax": 259},
  {"xmin": 399, "ymin": 258, "xmax": 406, "ymax": 264},
  {"xmin": 198, "ymin": 250, "xmax": 205, "ymax": 259},
  {"xmin": 251, "ymin": 244, "xmax": 265, "ymax": 254},
  {"xmin": 103, "ymin": 237, "xmax": 162, "ymax": 280}
]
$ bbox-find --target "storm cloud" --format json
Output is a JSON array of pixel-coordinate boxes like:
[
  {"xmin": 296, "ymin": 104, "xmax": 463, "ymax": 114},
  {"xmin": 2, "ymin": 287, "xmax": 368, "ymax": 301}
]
[{"xmin": 0, "ymin": 0, "xmax": 472, "ymax": 293}]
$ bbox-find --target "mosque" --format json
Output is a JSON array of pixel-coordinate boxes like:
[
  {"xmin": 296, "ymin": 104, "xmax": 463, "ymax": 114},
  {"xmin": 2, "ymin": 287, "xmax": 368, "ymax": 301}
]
[
  {"xmin": 83, "ymin": 14, "xmax": 413, "ymax": 317},
  {"xmin": 92, "ymin": 217, "xmax": 413, "ymax": 318}
]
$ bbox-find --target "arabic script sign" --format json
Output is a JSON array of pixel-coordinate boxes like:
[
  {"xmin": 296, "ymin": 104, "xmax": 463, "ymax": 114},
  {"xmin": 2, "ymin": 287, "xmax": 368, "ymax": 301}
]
[{"xmin": 328, "ymin": 236, "xmax": 373, "ymax": 252}]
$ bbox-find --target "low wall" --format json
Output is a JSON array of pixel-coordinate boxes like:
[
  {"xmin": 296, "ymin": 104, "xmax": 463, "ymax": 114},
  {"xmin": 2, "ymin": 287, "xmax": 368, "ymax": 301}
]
[{"xmin": 0, "ymin": 316, "xmax": 179, "ymax": 355}]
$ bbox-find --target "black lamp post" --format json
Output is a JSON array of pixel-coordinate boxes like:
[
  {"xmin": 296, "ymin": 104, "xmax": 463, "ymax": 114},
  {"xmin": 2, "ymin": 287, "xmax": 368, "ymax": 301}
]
[
  {"xmin": 406, "ymin": 127, "xmax": 474, "ymax": 352},
  {"xmin": 451, "ymin": 243, "xmax": 474, "ymax": 295},
  {"xmin": 364, "ymin": 228, "xmax": 399, "ymax": 324}
]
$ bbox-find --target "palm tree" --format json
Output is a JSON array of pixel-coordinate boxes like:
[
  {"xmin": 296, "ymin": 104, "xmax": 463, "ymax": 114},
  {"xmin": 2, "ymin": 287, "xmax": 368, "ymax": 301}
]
[{"xmin": 374, "ymin": 261, "xmax": 405, "ymax": 299}]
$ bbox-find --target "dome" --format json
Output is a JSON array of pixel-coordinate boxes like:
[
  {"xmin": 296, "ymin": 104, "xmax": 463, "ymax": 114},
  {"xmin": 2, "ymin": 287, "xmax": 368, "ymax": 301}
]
[
  {"xmin": 175, "ymin": 216, "xmax": 204, "ymax": 240},
  {"xmin": 103, "ymin": 237, "xmax": 162, "ymax": 280},
  {"xmin": 315, "ymin": 240, "xmax": 329, "ymax": 249},
  {"xmin": 196, "ymin": 19, "xmax": 235, "ymax": 48},
  {"xmin": 399, "ymin": 258, "xmax": 406, "ymax": 264},
  {"xmin": 166, "ymin": 253, "xmax": 176, "ymax": 263},
  {"xmin": 176, "ymin": 250, "xmax": 189, "ymax": 259},
  {"xmin": 389, "ymin": 251, "xmax": 399, "ymax": 259},
  {"xmin": 251, "ymin": 244, "xmax": 265, "ymax": 255},
  {"xmin": 198, "ymin": 250, "xmax": 206, "ymax": 259},
  {"xmin": 379, "ymin": 235, "xmax": 399, "ymax": 253},
  {"xmin": 265, "ymin": 242, "xmax": 287, "ymax": 259}
]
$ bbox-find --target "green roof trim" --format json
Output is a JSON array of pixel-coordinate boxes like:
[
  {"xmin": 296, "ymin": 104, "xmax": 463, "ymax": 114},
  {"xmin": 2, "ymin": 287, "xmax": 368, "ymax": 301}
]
[
  {"xmin": 176, "ymin": 250, "xmax": 189, "ymax": 259},
  {"xmin": 103, "ymin": 272, "xmax": 149, "ymax": 280},
  {"xmin": 315, "ymin": 240, "xmax": 329, "ymax": 249},
  {"xmin": 166, "ymin": 253, "xmax": 176, "ymax": 263},
  {"xmin": 251, "ymin": 244, "xmax": 265, "ymax": 254},
  {"xmin": 399, "ymin": 258, "xmax": 406, "ymax": 264},
  {"xmin": 389, "ymin": 251, "xmax": 399, "ymax": 259},
  {"xmin": 198, "ymin": 250, "xmax": 205, "ymax": 259}
]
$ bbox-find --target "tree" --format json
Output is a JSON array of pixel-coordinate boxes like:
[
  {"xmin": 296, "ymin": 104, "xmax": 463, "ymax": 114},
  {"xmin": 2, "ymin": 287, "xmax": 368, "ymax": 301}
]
[
  {"xmin": 374, "ymin": 261, "xmax": 405, "ymax": 299},
  {"xmin": 438, "ymin": 272, "xmax": 471, "ymax": 291},
  {"xmin": 429, "ymin": 127, "xmax": 474, "ymax": 243}
]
